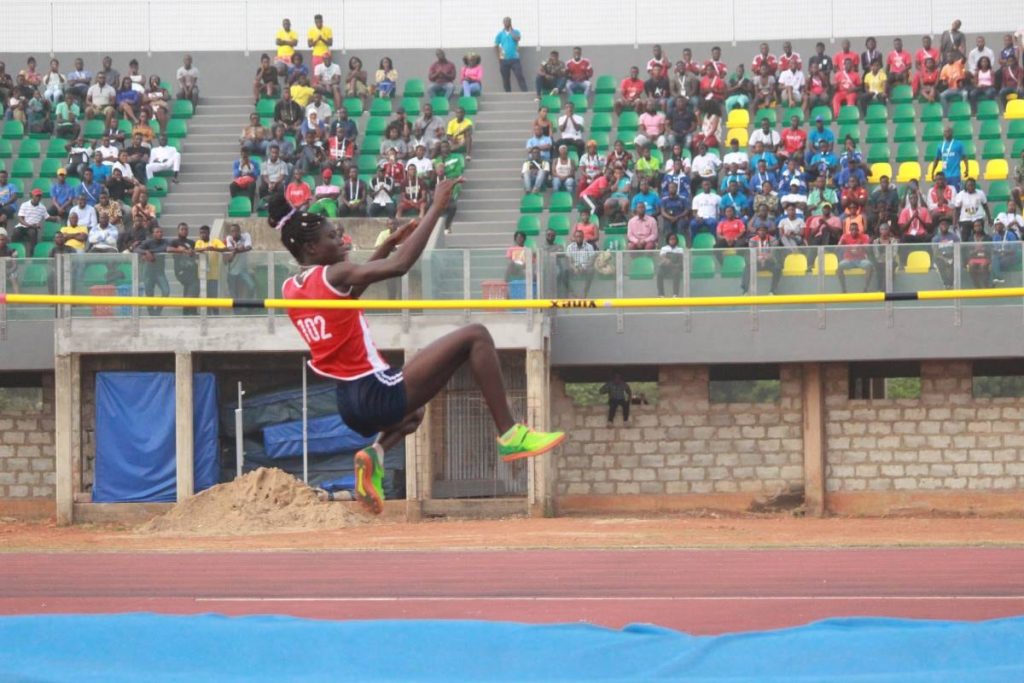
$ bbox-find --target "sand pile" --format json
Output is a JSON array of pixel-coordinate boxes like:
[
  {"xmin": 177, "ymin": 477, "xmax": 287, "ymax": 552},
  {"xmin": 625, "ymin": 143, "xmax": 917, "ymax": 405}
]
[{"xmin": 138, "ymin": 467, "xmax": 367, "ymax": 535}]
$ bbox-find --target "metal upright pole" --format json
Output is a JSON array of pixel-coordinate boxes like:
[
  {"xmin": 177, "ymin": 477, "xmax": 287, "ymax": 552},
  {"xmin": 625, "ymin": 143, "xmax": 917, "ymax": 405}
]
[
  {"xmin": 235, "ymin": 382, "xmax": 245, "ymax": 478},
  {"xmin": 302, "ymin": 357, "xmax": 309, "ymax": 484}
]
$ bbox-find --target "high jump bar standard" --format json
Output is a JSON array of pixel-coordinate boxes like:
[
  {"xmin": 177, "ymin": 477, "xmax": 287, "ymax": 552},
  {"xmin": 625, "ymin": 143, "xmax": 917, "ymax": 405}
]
[{"xmin": 1, "ymin": 288, "xmax": 1023, "ymax": 311}]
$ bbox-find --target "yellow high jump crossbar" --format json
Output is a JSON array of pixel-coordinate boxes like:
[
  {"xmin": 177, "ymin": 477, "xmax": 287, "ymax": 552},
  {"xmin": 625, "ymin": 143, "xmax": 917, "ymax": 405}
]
[{"xmin": 2, "ymin": 288, "xmax": 1024, "ymax": 310}]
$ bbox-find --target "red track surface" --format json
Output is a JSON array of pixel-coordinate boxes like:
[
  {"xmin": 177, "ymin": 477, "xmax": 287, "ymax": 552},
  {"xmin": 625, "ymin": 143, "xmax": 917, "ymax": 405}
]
[{"xmin": 3, "ymin": 548, "xmax": 1024, "ymax": 634}]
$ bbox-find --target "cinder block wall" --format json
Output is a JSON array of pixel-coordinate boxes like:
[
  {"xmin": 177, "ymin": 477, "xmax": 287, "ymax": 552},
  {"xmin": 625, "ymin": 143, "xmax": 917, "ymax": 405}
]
[{"xmin": 0, "ymin": 375, "xmax": 55, "ymax": 500}]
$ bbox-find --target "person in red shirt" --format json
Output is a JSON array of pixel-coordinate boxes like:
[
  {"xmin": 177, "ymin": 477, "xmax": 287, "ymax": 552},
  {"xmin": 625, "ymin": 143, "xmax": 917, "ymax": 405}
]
[
  {"xmin": 574, "ymin": 206, "xmax": 600, "ymax": 248},
  {"xmin": 579, "ymin": 169, "xmax": 611, "ymax": 215},
  {"xmin": 915, "ymin": 35, "xmax": 939, "ymax": 72},
  {"xmin": 804, "ymin": 63, "xmax": 830, "ymax": 118},
  {"xmin": 927, "ymin": 173, "xmax": 956, "ymax": 224},
  {"xmin": 913, "ymin": 57, "xmax": 941, "ymax": 101},
  {"xmin": 704, "ymin": 46, "xmax": 728, "ymax": 78},
  {"xmin": 277, "ymin": 178, "xmax": 564, "ymax": 514},
  {"xmin": 834, "ymin": 39, "xmax": 859, "ymax": 73},
  {"xmin": 887, "ymin": 38, "xmax": 913, "ymax": 84},
  {"xmin": 751, "ymin": 42, "xmax": 777, "ymax": 75},
  {"xmin": 841, "ymin": 176, "xmax": 868, "ymax": 218},
  {"xmin": 285, "ymin": 167, "xmax": 313, "ymax": 208},
  {"xmin": 807, "ymin": 202, "xmax": 843, "ymax": 246},
  {"xmin": 615, "ymin": 65, "xmax": 645, "ymax": 116},
  {"xmin": 836, "ymin": 222, "xmax": 874, "ymax": 292},
  {"xmin": 831, "ymin": 58, "xmax": 861, "ymax": 117},
  {"xmin": 714, "ymin": 205, "xmax": 748, "ymax": 250},
  {"xmin": 646, "ymin": 44, "xmax": 671, "ymax": 77},
  {"xmin": 778, "ymin": 42, "xmax": 802, "ymax": 72},
  {"xmin": 779, "ymin": 115, "xmax": 807, "ymax": 162},
  {"xmin": 398, "ymin": 165, "xmax": 429, "ymax": 217},
  {"xmin": 897, "ymin": 191, "xmax": 933, "ymax": 245},
  {"xmin": 699, "ymin": 63, "xmax": 726, "ymax": 102},
  {"xmin": 565, "ymin": 46, "xmax": 593, "ymax": 98}
]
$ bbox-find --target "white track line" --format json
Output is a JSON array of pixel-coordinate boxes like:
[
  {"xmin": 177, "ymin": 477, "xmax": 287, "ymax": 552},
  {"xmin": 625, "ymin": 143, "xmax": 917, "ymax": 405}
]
[{"xmin": 195, "ymin": 595, "xmax": 1024, "ymax": 603}]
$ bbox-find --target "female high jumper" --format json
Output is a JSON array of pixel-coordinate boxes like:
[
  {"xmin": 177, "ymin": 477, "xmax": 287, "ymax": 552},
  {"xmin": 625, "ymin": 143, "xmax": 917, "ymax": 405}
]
[{"xmin": 273, "ymin": 177, "xmax": 564, "ymax": 514}]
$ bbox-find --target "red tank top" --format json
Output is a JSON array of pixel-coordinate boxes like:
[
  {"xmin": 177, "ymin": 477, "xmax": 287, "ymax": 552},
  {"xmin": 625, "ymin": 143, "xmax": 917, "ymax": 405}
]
[{"xmin": 282, "ymin": 265, "xmax": 389, "ymax": 381}]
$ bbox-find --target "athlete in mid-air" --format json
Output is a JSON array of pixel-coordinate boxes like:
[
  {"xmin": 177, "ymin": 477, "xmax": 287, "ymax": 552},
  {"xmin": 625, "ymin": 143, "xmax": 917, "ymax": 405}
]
[{"xmin": 274, "ymin": 178, "xmax": 564, "ymax": 514}]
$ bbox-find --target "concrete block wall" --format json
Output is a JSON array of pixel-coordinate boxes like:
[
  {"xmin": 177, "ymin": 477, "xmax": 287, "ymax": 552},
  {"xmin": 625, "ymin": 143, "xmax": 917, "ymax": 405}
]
[
  {"xmin": 552, "ymin": 365, "xmax": 804, "ymax": 497},
  {"xmin": 0, "ymin": 375, "xmax": 56, "ymax": 499},
  {"xmin": 825, "ymin": 361, "xmax": 1024, "ymax": 493}
]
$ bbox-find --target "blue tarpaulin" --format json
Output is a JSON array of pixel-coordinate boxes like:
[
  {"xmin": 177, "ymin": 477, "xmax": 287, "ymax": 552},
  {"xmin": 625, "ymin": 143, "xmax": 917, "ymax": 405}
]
[
  {"xmin": 262, "ymin": 414, "xmax": 375, "ymax": 459},
  {"xmin": 93, "ymin": 372, "xmax": 220, "ymax": 503},
  {"xmin": 0, "ymin": 614, "xmax": 1022, "ymax": 682}
]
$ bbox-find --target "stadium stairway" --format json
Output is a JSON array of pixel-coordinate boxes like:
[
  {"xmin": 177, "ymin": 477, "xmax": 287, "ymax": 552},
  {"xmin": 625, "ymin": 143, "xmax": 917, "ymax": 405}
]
[
  {"xmin": 445, "ymin": 90, "xmax": 537, "ymax": 250},
  {"xmin": 159, "ymin": 95, "xmax": 251, "ymax": 231}
]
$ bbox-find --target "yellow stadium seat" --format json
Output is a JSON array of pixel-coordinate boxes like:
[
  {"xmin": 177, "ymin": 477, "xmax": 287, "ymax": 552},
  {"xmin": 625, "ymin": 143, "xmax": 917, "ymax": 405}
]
[
  {"xmin": 896, "ymin": 161, "xmax": 921, "ymax": 183},
  {"xmin": 1007, "ymin": 99, "xmax": 1024, "ymax": 119},
  {"xmin": 726, "ymin": 109, "xmax": 749, "ymax": 129},
  {"xmin": 811, "ymin": 252, "xmax": 838, "ymax": 276},
  {"xmin": 904, "ymin": 250, "xmax": 932, "ymax": 274},
  {"xmin": 965, "ymin": 159, "xmax": 980, "ymax": 180},
  {"xmin": 725, "ymin": 128, "xmax": 748, "ymax": 147},
  {"xmin": 984, "ymin": 159, "xmax": 1009, "ymax": 181},
  {"xmin": 782, "ymin": 253, "xmax": 808, "ymax": 276},
  {"xmin": 868, "ymin": 163, "xmax": 893, "ymax": 182}
]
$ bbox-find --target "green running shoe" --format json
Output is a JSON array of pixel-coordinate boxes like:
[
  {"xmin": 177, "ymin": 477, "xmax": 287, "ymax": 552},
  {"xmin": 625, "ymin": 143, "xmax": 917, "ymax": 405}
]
[
  {"xmin": 354, "ymin": 447, "xmax": 385, "ymax": 515},
  {"xmin": 497, "ymin": 424, "xmax": 565, "ymax": 462}
]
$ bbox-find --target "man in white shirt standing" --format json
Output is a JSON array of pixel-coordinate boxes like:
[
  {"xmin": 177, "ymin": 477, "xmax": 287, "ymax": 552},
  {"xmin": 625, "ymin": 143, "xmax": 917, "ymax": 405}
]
[
  {"xmin": 146, "ymin": 135, "xmax": 182, "ymax": 183},
  {"xmin": 778, "ymin": 62, "xmax": 805, "ymax": 108},
  {"xmin": 176, "ymin": 54, "xmax": 200, "ymax": 108}
]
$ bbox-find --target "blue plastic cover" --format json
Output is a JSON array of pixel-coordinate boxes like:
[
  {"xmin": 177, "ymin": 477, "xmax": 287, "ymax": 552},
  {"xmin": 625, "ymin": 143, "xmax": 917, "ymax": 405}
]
[
  {"xmin": 262, "ymin": 414, "xmax": 375, "ymax": 459},
  {"xmin": 92, "ymin": 372, "xmax": 219, "ymax": 503},
  {"xmin": 1, "ymin": 614, "xmax": 1023, "ymax": 682}
]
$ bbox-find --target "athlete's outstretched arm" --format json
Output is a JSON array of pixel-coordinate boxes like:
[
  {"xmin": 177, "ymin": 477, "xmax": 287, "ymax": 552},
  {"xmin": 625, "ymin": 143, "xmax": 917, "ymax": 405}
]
[
  {"xmin": 347, "ymin": 219, "xmax": 419, "ymax": 299},
  {"xmin": 325, "ymin": 178, "xmax": 462, "ymax": 292}
]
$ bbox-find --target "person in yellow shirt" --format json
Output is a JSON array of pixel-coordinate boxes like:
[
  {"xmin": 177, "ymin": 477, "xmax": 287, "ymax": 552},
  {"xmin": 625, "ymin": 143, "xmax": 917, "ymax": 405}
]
[
  {"xmin": 307, "ymin": 14, "xmax": 333, "ymax": 68},
  {"xmin": 859, "ymin": 59, "xmax": 888, "ymax": 110},
  {"xmin": 59, "ymin": 214, "xmax": 89, "ymax": 252},
  {"xmin": 193, "ymin": 224, "xmax": 226, "ymax": 302},
  {"xmin": 290, "ymin": 75, "xmax": 315, "ymax": 108},
  {"xmin": 445, "ymin": 106, "xmax": 474, "ymax": 160},
  {"xmin": 275, "ymin": 18, "xmax": 299, "ymax": 74}
]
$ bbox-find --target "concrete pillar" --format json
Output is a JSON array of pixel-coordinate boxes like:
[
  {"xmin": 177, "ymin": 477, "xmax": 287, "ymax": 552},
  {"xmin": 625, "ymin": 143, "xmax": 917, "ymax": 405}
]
[
  {"xmin": 526, "ymin": 346, "xmax": 553, "ymax": 517},
  {"xmin": 53, "ymin": 353, "xmax": 80, "ymax": 525},
  {"xmin": 175, "ymin": 351, "xmax": 194, "ymax": 501},
  {"xmin": 802, "ymin": 362, "xmax": 826, "ymax": 516}
]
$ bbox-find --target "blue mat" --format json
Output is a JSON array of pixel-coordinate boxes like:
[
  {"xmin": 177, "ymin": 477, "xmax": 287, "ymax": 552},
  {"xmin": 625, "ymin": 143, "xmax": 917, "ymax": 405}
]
[{"xmin": 1, "ymin": 614, "xmax": 1023, "ymax": 682}]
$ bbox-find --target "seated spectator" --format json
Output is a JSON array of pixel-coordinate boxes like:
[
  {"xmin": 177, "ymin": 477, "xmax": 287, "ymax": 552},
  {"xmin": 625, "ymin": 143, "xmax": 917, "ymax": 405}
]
[
  {"xmin": 578, "ymin": 140, "xmax": 605, "ymax": 194},
  {"xmin": 381, "ymin": 149, "xmax": 406, "ymax": 186},
  {"xmin": 105, "ymin": 167, "xmax": 137, "ymax": 206},
  {"xmin": 565, "ymin": 47, "xmax": 592, "ymax": 97},
  {"xmin": 53, "ymin": 91, "xmax": 82, "ymax": 139},
  {"xmin": 807, "ymin": 175, "xmax": 839, "ymax": 216},
  {"xmin": 605, "ymin": 139, "xmax": 633, "ymax": 175},
  {"xmin": 627, "ymin": 203, "xmax": 658, "ymax": 250},
  {"xmin": 229, "ymin": 149, "xmax": 260, "ymax": 205},
  {"xmin": 254, "ymin": 53, "xmax": 280, "ymax": 104},
  {"xmin": 112, "ymin": 76, "xmax": 141, "ymax": 125},
  {"xmin": 336, "ymin": 167, "xmax": 366, "ymax": 217},
  {"xmin": 954, "ymin": 178, "xmax": 990, "ymax": 241},
  {"xmin": 939, "ymin": 53, "xmax": 968, "ymax": 116},
  {"xmin": 427, "ymin": 49, "xmax": 456, "ymax": 99},
  {"xmin": 259, "ymin": 144, "xmax": 290, "ymax": 205},
  {"xmin": 330, "ymin": 104, "xmax": 358, "ymax": 147},
  {"xmin": 561, "ymin": 229, "xmax": 596, "ymax": 297},
  {"xmin": 778, "ymin": 116, "xmax": 807, "ymax": 164},
  {"xmin": 123, "ymin": 133, "xmax": 151, "ymax": 182},
  {"xmin": 778, "ymin": 61, "xmax": 805, "ymax": 108},
  {"xmin": 690, "ymin": 143, "xmax": 721, "ymax": 192},
  {"xmin": 750, "ymin": 141, "xmax": 779, "ymax": 173},
  {"xmin": 345, "ymin": 56, "xmax": 370, "ymax": 105},
  {"xmin": 990, "ymin": 220, "xmax": 1020, "ymax": 284},
  {"xmin": 964, "ymin": 220, "xmax": 991, "ymax": 288},
  {"xmin": 807, "ymin": 139, "xmax": 838, "ymax": 182},
  {"xmin": 59, "ymin": 213, "xmax": 89, "ymax": 252},
  {"xmin": 368, "ymin": 167, "xmax": 397, "ymax": 218},
  {"xmin": 615, "ymin": 66, "xmax": 645, "ymax": 116},
  {"xmin": 460, "ymin": 52, "xmax": 483, "ymax": 97},
  {"xmin": 630, "ymin": 178, "xmax": 660, "ymax": 214},
  {"xmin": 224, "ymin": 223, "xmax": 256, "ymax": 299},
  {"xmin": 750, "ymin": 161, "xmax": 779, "ymax": 196},
  {"xmin": 651, "ymin": 232, "xmax": 683, "ymax": 297},
  {"xmin": 129, "ymin": 189, "xmax": 157, "ymax": 235},
  {"xmin": 665, "ymin": 96, "xmax": 695, "ymax": 150},
  {"xmin": 295, "ymin": 130, "xmax": 325, "ymax": 176},
  {"xmin": 898, "ymin": 191, "xmax": 933, "ymax": 245},
  {"xmin": 526, "ymin": 123, "xmax": 553, "ymax": 161},
  {"xmin": 273, "ymin": 88, "xmax": 304, "ymax": 131},
  {"xmin": 836, "ymin": 222, "xmax": 874, "ymax": 293},
  {"xmin": 927, "ymin": 173, "xmax": 956, "ymax": 225},
  {"xmin": 550, "ymin": 145, "xmax": 576, "ymax": 194},
  {"xmin": 76, "ymin": 168, "xmax": 103, "ymax": 206},
  {"xmin": 284, "ymin": 167, "xmax": 313, "ymax": 209},
  {"xmin": 446, "ymin": 107, "xmax": 473, "ymax": 159},
  {"xmin": 313, "ymin": 53, "xmax": 342, "ymax": 110},
  {"xmin": 555, "ymin": 102, "xmax": 585, "ymax": 155},
  {"xmin": 807, "ymin": 201, "xmax": 843, "ymax": 246},
  {"xmin": 931, "ymin": 219, "xmax": 960, "ymax": 287},
  {"xmin": 305, "ymin": 91, "xmax": 332, "ymax": 125},
  {"xmin": 752, "ymin": 64, "xmax": 776, "ymax": 110},
  {"xmin": 867, "ymin": 175, "xmax": 899, "ymax": 234},
  {"xmin": 70, "ymin": 193, "xmax": 98, "ymax": 230},
  {"xmin": 721, "ymin": 179, "xmax": 751, "ymax": 217},
  {"xmin": 535, "ymin": 50, "xmax": 566, "ymax": 99},
  {"xmin": 743, "ymin": 223, "xmax": 780, "ymax": 294},
  {"xmin": 860, "ymin": 59, "xmax": 888, "ymax": 111},
  {"xmin": 663, "ymin": 144, "xmax": 692, "ymax": 187},
  {"xmin": 146, "ymin": 135, "xmax": 181, "ymax": 184},
  {"xmin": 13, "ymin": 189, "xmax": 48, "ymax": 256},
  {"xmin": 777, "ymin": 203, "xmax": 805, "ymax": 242},
  {"xmin": 521, "ymin": 147, "xmax": 549, "ymax": 194},
  {"xmin": 300, "ymin": 110, "xmax": 327, "ymax": 141},
  {"xmin": 95, "ymin": 191, "xmax": 124, "ymax": 230},
  {"xmin": 690, "ymin": 179, "xmax": 721, "ymax": 239},
  {"xmin": 41, "ymin": 58, "xmax": 65, "ymax": 105},
  {"xmin": 777, "ymin": 158, "xmax": 806, "ymax": 193},
  {"xmin": 176, "ymin": 54, "xmax": 199, "ymax": 107},
  {"xmin": 832, "ymin": 58, "xmax": 860, "ymax": 117},
  {"xmin": 413, "ymin": 102, "xmax": 445, "ymax": 155},
  {"xmin": 399, "ymin": 166, "xmax": 428, "ymax": 217},
  {"xmin": 913, "ymin": 57, "xmax": 941, "ymax": 102},
  {"xmin": 635, "ymin": 102, "xmax": 666, "ymax": 152},
  {"xmin": 373, "ymin": 57, "xmax": 399, "ymax": 98},
  {"xmin": 606, "ymin": 168, "xmax": 632, "ymax": 222},
  {"xmin": 380, "ymin": 127, "xmax": 408, "ymax": 162},
  {"xmin": 725, "ymin": 63, "xmax": 753, "ymax": 112},
  {"xmin": 647, "ymin": 64, "xmax": 673, "ymax": 110},
  {"xmin": 0, "ymin": 171, "xmax": 18, "ymax": 229},
  {"xmin": 871, "ymin": 222, "xmax": 899, "ymax": 289},
  {"xmin": 804, "ymin": 63, "xmax": 830, "ymax": 117},
  {"xmin": 88, "ymin": 213, "xmax": 119, "ymax": 253},
  {"xmin": 290, "ymin": 74, "xmax": 315, "ymax": 108},
  {"xmin": 998, "ymin": 36, "xmax": 1023, "ymax": 103},
  {"xmin": 916, "ymin": 35, "xmax": 939, "ymax": 72},
  {"xmin": 579, "ymin": 169, "xmax": 612, "ymax": 216},
  {"xmin": 286, "ymin": 53, "xmax": 310, "ymax": 86},
  {"xmin": 131, "ymin": 108, "xmax": 157, "ymax": 147},
  {"xmin": 633, "ymin": 145, "xmax": 660, "ymax": 191},
  {"xmin": 657, "ymin": 180, "xmax": 689, "ymax": 239},
  {"xmin": 673, "ymin": 49, "xmax": 701, "ymax": 108},
  {"xmin": 144, "ymin": 75, "xmax": 171, "ymax": 128},
  {"xmin": 840, "ymin": 175, "xmax": 868, "ymax": 217},
  {"xmin": 970, "ymin": 57, "xmax": 997, "ymax": 109},
  {"xmin": 835, "ymin": 136, "xmax": 868, "ymax": 187},
  {"xmin": 752, "ymin": 181, "xmax": 780, "ymax": 220},
  {"xmin": 751, "ymin": 43, "xmax": 778, "ymax": 76},
  {"xmin": 887, "ymin": 38, "xmax": 913, "ymax": 84},
  {"xmin": 66, "ymin": 58, "xmax": 92, "ymax": 101},
  {"xmin": 995, "ymin": 201, "xmax": 1024, "ymax": 235},
  {"xmin": 714, "ymin": 205, "xmax": 747, "ymax": 251}
]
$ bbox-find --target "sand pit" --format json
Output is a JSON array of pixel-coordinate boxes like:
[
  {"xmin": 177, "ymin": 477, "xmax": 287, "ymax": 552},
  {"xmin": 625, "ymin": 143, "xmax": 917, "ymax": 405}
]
[{"xmin": 138, "ymin": 468, "xmax": 367, "ymax": 535}]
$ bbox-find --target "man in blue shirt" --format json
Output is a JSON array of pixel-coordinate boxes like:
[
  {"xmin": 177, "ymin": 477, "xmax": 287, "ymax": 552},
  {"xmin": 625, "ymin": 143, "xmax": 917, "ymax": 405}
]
[
  {"xmin": 720, "ymin": 180, "xmax": 752, "ymax": 217},
  {"xmin": 808, "ymin": 139, "xmax": 838, "ymax": 183},
  {"xmin": 991, "ymin": 220, "xmax": 1020, "ymax": 284},
  {"xmin": 930, "ymin": 126, "xmax": 966, "ymax": 192},
  {"xmin": 76, "ymin": 168, "xmax": 103, "ymax": 206},
  {"xmin": 0, "ymin": 170, "xmax": 19, "ymax": 228},
  {"xmin": 66, "ymin": 57, "xmax": 92, "ymax": 101},
  {"xmin": 48, "ymin": 168, "xmax": 76, "ymax": 221},
  {"xmin": 494, "ymin": 16, "xmax": 527, "ymax": 93},
  {"xmin": 659, "ymin": 181, "xmax": 689, "ymax": 239},
  {"xmin": 806, "ymin": 116, "xmax": 835, "ymax": 166},
  {"xmin": 525, "ymin": 124, "xmax": 553, "ymax": 161},
  {"xmin": 750, "ymin": 141, "xmax": 779, "ymax": 172},
  {"xmin": 630, "ymin": 178, "xmax": 660, "ymax": 213},
  {"xmin": 748, "ymin": 159, "xmax": 778, "ymax": 194}
]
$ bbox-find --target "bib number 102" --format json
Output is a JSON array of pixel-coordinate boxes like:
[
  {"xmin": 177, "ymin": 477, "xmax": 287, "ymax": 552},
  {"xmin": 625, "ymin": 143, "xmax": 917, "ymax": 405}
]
[{"xmin": 296, "ymin": 315, "xmax": 333, "ymax": 343}]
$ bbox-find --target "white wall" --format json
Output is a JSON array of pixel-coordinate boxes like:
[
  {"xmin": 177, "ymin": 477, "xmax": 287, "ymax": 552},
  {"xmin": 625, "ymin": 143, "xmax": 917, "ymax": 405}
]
[{"xmin": 5, "ymin": 0, "xmax": 1022, "ymax": 53}]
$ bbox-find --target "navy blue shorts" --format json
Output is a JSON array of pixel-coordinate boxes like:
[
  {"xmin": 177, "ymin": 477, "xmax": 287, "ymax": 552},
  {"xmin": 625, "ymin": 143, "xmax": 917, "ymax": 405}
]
[{"xmin": 335, "ymin": 368, "xmax": 408, "ymax": 437}]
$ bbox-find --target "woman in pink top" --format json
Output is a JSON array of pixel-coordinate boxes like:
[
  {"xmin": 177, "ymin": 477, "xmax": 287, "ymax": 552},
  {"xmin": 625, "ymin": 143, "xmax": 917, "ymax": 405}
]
[
  {"xmin": 461, "ymin": 53, "xmax": 483, "ymax": 97},
  {"xmin": 969, "ymin": 56, "xmax": 997, "ymax": 109}
]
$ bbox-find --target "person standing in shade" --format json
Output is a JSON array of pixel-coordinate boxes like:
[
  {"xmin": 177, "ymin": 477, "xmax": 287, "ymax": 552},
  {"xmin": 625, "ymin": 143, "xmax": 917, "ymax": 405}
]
[
  {"xmin": 494, "ymin": 16, "xmax": 527, "ymax": 93},
  {"xmin": 169, "ymin": 222, "xmax": 199, "ymax": 315},
  {"xmin": 656, "ymin": 233, "xmax": 684, "ymax": 297},
  {"xmin": 133, "ymin": 226, "xmax": 171, "ymax": 316},
  {"xmin": 601, "ymin": 374, "xmax": 632, "ymax": 426}
]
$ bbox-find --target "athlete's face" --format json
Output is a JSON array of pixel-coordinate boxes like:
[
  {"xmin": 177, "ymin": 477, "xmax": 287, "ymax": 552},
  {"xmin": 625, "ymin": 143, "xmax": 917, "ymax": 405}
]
[{"xmin": 309, "ymin": 223, "xmax": 350, "ymax": 264}]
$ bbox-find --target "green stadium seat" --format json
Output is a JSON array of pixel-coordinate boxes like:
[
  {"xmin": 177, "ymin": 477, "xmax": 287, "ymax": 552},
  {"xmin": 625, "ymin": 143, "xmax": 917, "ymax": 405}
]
[
  {"xmin": 33, "ymin": 241, "xmax": 54, "ymax": 258},
  {"xmin": 591, "ymin": 131, "xmax": 609, "ymax": 152},
  {"xmin": 429, "ymin": 96, "xmax": 449, "ymax": 116},
  {"xmin": 10, "ymin": 159, "xmax": 33, "ymax": 178},
  {"xmin": 810, "ymin": 106, "xmax": 832, "ymax": 123},
  {"xmin": 628, "ymin": 256, "xmax": 655, "ymax": 280},
  {"xmin": 227, "ymin": 196, "xmax": 251, "ymax": 217},
  {"xmin": 782, "ymin": 107, "xmax": 804, "ymax": 125},
  {"xmin": 595, "ymin": 75, "xmax": 616, "ymax": 95},
  {"xmin": 692, "ymin": 233, "xmax": 716, "ymax": 250},
  {"xmin": 6, "ymin": 242, "xmax": 25, "ymax": 259},
  {"xmin": 721, "ymin": 255, "xmax": 746, "ymax": 278},
  {"xmin": 837, "ymin": 124, "xmax": 860, "ymax": 143},
  {"xmin": 39, "ymin": 159, "xmax": 60, "ymax": 177},
  {"xmin": 549, "ymin": 191, "xmax": 573, "ymax": 213},
  {"xmin": 976, "ymin": 100, "xmax": 999, "ymax": 120},
  {"xmin": 146, "ymin": 177, "xmax": 168, "ymax": 197},
  {"xmin": 365, "ymin": 117, "xmax": 388, "ymax": 135},
  {"xmin": 165, "ymin": 119, "xmax": 187, "ymax": 138},
  {"xmin": 2, "ymin": 120, "xmax": 24, "ymax": 139},
  {"xmin": 403, "ymin": 78, "xmax": 425, "ymax": 98},
  {"xmin": 81, "ymin": 263, "xmax": 110, "ymax": 287},
  {"xmin": 896, "ymin": 143, "xmax": 919, "ymax": 163},
  {"xmin": 519, "ymin": 194, "xmax": 543, "ymax": 213},
  {"xmin": 259, "ymin": 116, "xmax": 272, "ymax": 129},
  {"xmin": 593, "ymin": 94, "xmax": 614, "ymax": 113},
  {"xmin": 753, "ymin": 108, "xmax": 776, "ymax": 126},
  {"xmin": 866, "ymin": 124, "xmax": 888, "ymax": 144},
  {"xmin": 617, "ymin": 111, "xmax": 639, "ymax": 131},
  {"xmin": 978, "ymin": 120, "xmax": 1001, "ymax": 140},
  {"xmin": 9, "ymin": 178, "xmax": 24, "ymax": 193},
  {"xmin": 18, "ymin": 139, "xmax": 40, "ymax": 159},
  {"xmin": 360, "ymin": 135, "xmax": 381, "ymax": 155},
  {"xmin": 920, "ymin": 103, "xmax": 943, "ymax": 122},
  {"xmin": 865, "ymin": 104, "xmax": 887, "ymax": 124},
  {"xmin": 569, "ymin": 93, "xmax": 588, "ymax": 113},
  {"xmin": 988, "ymin": 181, "xmax": 1010, "ymax": 202},
  {"xmin": 892, "ymin": 103, "xmax": 915, "ymax": 123},
  {"xmin": 591, "ymin": 113, "xmax": 613, "ymax": 132},
  {"xmin": 867, "ymin": 145, "xmax": 890, "ymax": 164},
  {"xmin": 962, "ymin": 139, "xmax": 976, "ymax": 157},
  {"xmin": 342, "ymin": 97, "xmax": 363, "ymax": 116},
  {"xmin": 20, "ymin": 263, "xmax": 49, "ymax": 288},
  {"xmin": 893, "ymin": 123, "xmax": 917, "ymax": 143},
  {"xmin": 540, "ymin": 94, "xmax": 561, "ymax": 111},
  {"xmin": 171, "ymin": 99, "xmax": 194, "ymax": 119},
  {"xmin": 614, "ymin": 129, "xmax": 635, "ymax": 150},
  {"xmin": 400, "ymin": 96, "xmax": 420, "ymax": 116},
  {"xmin": 1014, "ymin": 139, "xmax": 1024, "ymax": 157},
  {"xmin": 83, "ymin": 119, "xmax": 105, "ymax": 139},
  {"xmin": 255, "ymin": 99, "xmax": 275, "ymax": 117},
  {"xmin": 837, "ymin": 106, "xmax": 859, "ymax": 124},
  {"xmin": 947, "ymin": 101, "xmax": 971, "ymax": 121},
  {"xmin": 42, "ymin": 220, "xmax": 59, "ymax": 241},
  {"xmin": 369, "ymin": 98, "xmax": 392, "ymax": 116},
  {"xmin": 690, "ymin": 254, "xmax": 716, "ymax": 278},
  {"xmin": 548, "ymin": 214, "xmax": 571, "ymax": 235},
  {"xmin": 30, "ymin": 178, "xmax": 51, "ymax": 197},
  {"xmin": 1008, "ymin": 120, "xmax": 1024, "ymax": 140},
  {"xmin": 891, "ymin": 85, "xmax": 913, "ymax": 104},
  {"xmin": 603, "ymin": 237, "xmax": 624, "ymax": 251},
  {"xmin": 982, "ymin": 139, "xmax": 1005, "ymax": 160},
  {"xmin": 457, "ymin": 96, "xmax": 478, "ymax": 115},
  {"xmin": 356, "ymin": 155, "xmax": 378, "ymax": 173},
  {"xmin": 922, "ymin": 122, "xmax": 944, "ymax": 142},
  {"xmin": 516, "ymin": 215, "xmax": 540, "ymax": 236},
  {"xmin": 0, "ymin": 140, "xmax": 11, "ymax": 159},
  {"xmin": 117, "ymin": 119, "xmax": 134, "ymax": 136},
  {"xmin": 951, "ymin": 120, "xmax": 972, "ymax": 140}
]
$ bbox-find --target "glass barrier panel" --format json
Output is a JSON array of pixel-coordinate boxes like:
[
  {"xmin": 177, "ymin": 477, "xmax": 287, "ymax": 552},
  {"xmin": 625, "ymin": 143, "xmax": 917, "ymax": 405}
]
[
  {"xmin": 63, "ymin": 252, "xmax": 137, "ymax": 319},
  {"xmin": 3, "ymin": 257, "xmax": 57, "ymax": 321}
]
